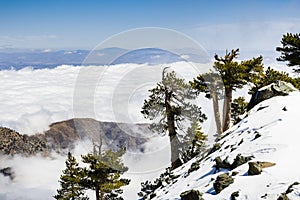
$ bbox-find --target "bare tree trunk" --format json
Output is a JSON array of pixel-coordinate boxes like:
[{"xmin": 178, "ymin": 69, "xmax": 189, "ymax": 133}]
[
  {"xmin": 211, "ymin": 88, "xmax": 222, "ymax": 136},
  {"xmin": 95, "ymin": 186, "xmax": 100, "ymax": 200},
  {"xmin": 165, "ymin": 91, "xmax": 182, "ymax": 170},
  {"xmin": 100, "ymin": 191, "xmax": 104, "ymax": 200},
  {"xmin": 222, "ymin": 87, "xmax": 233, "ymax": 132}
]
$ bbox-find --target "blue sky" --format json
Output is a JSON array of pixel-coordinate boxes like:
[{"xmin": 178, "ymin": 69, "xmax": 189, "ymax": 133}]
[{"xmin": 0, "ymin": 0, "xmax": 299, "ymax": 51}]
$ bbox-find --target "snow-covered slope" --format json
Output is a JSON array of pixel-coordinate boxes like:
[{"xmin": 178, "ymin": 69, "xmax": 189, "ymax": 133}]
[{"xmin": 152, "ymin": 92, "xmax": 300, "ymax": 200}]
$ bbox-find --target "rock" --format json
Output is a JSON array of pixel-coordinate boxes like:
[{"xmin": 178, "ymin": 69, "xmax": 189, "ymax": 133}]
[
  {"xmin": 188, "ymin": 161, "xmax": 200, "ymax": 174},
  {"xmin": 180, "ymin": 189, "xmax": 203, "ymax": 200},
  {"xmin": 213, "ymin": 173, "xmax": 234, "ymax": 194},
  {"xmin": 45, "ymin": 118, "xmax": 149, "ymax": 152},
  {"xmin": 231, "ymin": 154, "xmax": 253, "ymax": 169},
  {"xmin": 0, "ymin": 118, "xmax": 150, "ymax": 156},
  {"xmin": 214, "ymin": 156, "xmax": 231, "ymax": 170},
  {"xmin": 278, "ymin": 182, "xmax": 300, "ymax": 200},
  {"xmin": 231, "ymin": 191, "xmax": 239, "ymax": 200},
  {"xmin": 215, "ymin": 154, "xmax": 252, "ymax": 171},
  {"xmin": 248, "ymin": 161, "xmax": 276, "ymax": 175},
  {"xmin": 0, "ymin": 167, "xmax": 14, "ymax": 180},
  {"xmin": 248, "ymin": 162, "xmax": 262, "ymax": 175},
  {"xmin": 0, "ymin": 127, "xmax": 47, "ymax": 156},
  {"xmin": 248, "ymin": 81, "xmax": 297, "ymax": 111}
]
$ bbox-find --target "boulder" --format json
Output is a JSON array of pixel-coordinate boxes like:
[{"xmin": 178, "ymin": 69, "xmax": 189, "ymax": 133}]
[
  {"xmin": 0, "ymin": 167, "xmax": 14, "ymax": 180},
  {"xmin": 213, "ymin": 173, "xmax": 234, "ymax": 194},
  {"xmin": 180, "ymin": 189, "xmax": 203, "ymax": 200},
  {"xmin": 248, "ymin": 161, "xmax": 276, "ymax": 175},
  {"xmin": 248, "ymin": 162, "xmax": 262, "ymax": 175},
  {"xmin": 248, "ymin": 81, "xmax": 297, "ymax": 111}
]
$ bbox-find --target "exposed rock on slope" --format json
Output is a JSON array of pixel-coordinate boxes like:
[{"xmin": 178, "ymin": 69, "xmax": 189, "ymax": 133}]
[{"xmin": 0, "ymin": 127, "xmax": 47, "ymax": 155}]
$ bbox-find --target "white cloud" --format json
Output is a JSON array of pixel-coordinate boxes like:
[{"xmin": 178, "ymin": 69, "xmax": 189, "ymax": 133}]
[{"xmin": 191, "ymin": 18, "xmax": 300, "ymax": 51}]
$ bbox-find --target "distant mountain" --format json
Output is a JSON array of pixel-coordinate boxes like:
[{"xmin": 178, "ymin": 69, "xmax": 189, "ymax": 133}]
[
  {"xmin": 112, "ymin": 48, "xmax": 185, "ymax": 65},
  {"xmin": 0, "ymin": 47, "xmax": 211, "ymax": 70},
  {"xmin": 0, "ymin": 118, "xmax": 150, "ymax": 156}
]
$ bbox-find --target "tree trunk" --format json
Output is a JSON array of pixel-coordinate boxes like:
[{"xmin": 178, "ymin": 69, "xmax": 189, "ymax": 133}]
[
  {"xmin": 211, "ymin": 88, "xmax": 222, "ymax": 136},
  {"xmin": 95, "ymin": 186, "xmax": 100, "ymax": 200},
  {"xmin": 222, "ymin": 87, "xmax": 233, "ymax": 132},
  {"xmin": 100, "ymin": 191, "xmax": 104, "ymax": 200},
  {"xmin": 165, "ymin": 91, "xmax": 182, "ymax": 170}
]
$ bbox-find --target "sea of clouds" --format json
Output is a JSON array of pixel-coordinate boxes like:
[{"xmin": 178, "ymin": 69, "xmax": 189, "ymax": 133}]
[
  {"xmin": 0, "ymin": 62, "xmax": 216, "ymax": 200},
  {"xmin": 0, "ymin": 59, "xmax": 288, "ymax": 199}
]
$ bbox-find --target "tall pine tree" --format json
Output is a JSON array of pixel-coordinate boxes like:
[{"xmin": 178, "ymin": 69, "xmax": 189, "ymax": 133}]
[
  {"xmin": 141, "ymin": 68, "xmax": 206, "ymax": 169},
  {"xmin": 276, "ymin": 33, "xmax": 300, "ymax": 72},
  {"xmin": 214, "ymin": 49, "xmax": 264, "ymax": 132},
  {"xmin": 190, "ymin": 72, "xmax": 223, "ymax": 136},
  {"xmin": 54, "ymin": 152, "xmax": 88, "ymax": 200},
  {"xmin": 81, "ymin": 148, "xmax": 130, "ymax": 200}
]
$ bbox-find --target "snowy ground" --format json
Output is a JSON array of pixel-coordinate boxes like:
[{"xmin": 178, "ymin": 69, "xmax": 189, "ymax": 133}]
[{"xmin": 152, "ymin": 92, "xmax": 300, "ymax": 200}]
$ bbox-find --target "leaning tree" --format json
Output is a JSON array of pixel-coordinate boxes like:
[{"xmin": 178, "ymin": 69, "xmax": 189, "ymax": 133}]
[{"xmin": 141, "ymin": 67, "xmax": 206, "ymax": 169}]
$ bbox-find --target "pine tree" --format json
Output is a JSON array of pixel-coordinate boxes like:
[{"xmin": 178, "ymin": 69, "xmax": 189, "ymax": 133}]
[
  {"xmin": 141, "ymin": 67, "xmax": 206, "ymax": 169},
  {"xmin": 54, "ymin": 152, "xmax": 88, "ymax": 200},
  {"xmin": 181, "ymin": 121, "xmax": 207, "ymax": 162},
  {"xmin": 276, "ymin": 33, "xmax": 300, "ymax": 72},
  {"xmin": 81, "ymin": 148, "xmax": 130, "ymax": 200},
  {"xmin": 190, "ymin": 72, "xmax": 223, "ymax": 136},
  {"xmin": 249, "ymin": 67, "xmax": 300, "ymax": 94},
  {"xmin": 231, "ymin": 97, "xmax": 248, "ymax": 125},
  {"xmin": 214, "ymin": 49, "xmax": 264, "ymax": 132}
]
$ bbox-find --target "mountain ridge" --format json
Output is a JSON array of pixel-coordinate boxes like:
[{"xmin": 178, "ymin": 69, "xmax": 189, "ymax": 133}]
[{"xmin": 147, "ymin": 92, "xmax": 300, "ymax": 200}]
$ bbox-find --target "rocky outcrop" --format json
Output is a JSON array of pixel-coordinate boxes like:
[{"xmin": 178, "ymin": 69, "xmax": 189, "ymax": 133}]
[
  {"xmin": 248, "ymin": 81, "xmax": 297, "ymax": 111},
  {"xmin": 0, "ymin": 118, "xmax": 150, "ymax": 156},
  {"xmin": 248, "ymin": 161, "xmax": 276, "ymax": 175},
  {"xmin": 0, "ymin": 127, "xmax": 47, "ymax": 155},
  {"xmin": 45, "ymin": 118, "xmax": 149, "ymax": 152},
  {"xmin": 213, "ymin": 173, "xmax": 234, "ymax": 194},
  {"xmin": 180, "ymin": 189, "xmax": 203, "ymax": 200}
]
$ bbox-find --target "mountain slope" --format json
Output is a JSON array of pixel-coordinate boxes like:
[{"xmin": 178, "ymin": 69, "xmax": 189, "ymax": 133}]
[{"xmin": 151, "ymin": 92, "xmax": 300, "ymax": 200}]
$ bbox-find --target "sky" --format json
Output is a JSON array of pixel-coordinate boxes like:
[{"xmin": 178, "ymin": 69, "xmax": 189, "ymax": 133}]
[{"xmin": 0, "ymin": 0, "xmax": 299, "ymax": 51}]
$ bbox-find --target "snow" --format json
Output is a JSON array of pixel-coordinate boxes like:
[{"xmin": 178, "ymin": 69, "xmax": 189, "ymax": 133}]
[{"xmin": 151, "ymin": 92, "xmax": 300, "ymax": 200}]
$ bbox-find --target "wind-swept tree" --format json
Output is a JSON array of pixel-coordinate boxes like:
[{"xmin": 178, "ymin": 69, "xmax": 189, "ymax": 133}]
[
  {"xmin": 81, "ymin": 148, "xmax": 130, "ymax": 200},
  {"xmin": 190, "ymin": 72, "xmax": 223, "ymax": 136},
  {"xmin": 276, "ymin": 33, "xmax": 300, "ymax": 72},
  {"xmin": 214, "ymin": 49, "xmax": 264, "ymax": 132},
  {"xmin": 141, "ymin": 68, "xmax": 206, "ymax": 169},
  {"xmin": 54, "ymin": 152, "xmax": 88, "ymax": 200}
]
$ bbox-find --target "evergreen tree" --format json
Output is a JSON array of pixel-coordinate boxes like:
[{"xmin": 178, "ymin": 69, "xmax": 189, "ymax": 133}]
[
  {"xmin": 54, "ymin": 152, "xmax": 88, "ymax": 200},
  {"xmin": 81, "ymin": 148, "xmax": 130, "ymax": 200},
  {"xmin": 250, "ymin": 67, "xmax": 300, "ymax": 94},
  {"xmin": 231, "ymin": 97, "xmax": 248, "ymax": 125},
  {"xmin": 214, "ymin": 49, "xmax": 264, "ymax": 132},
  {"xmin": 276, "ymin": 33, "xmax": 300, "ymax": 72},
  {"xmin": 141, "ymin": 67, "xmax": 206, "ymax": 169},
  {"xmin": 181, "ymin": 121, "xmax": 207, "ymax": 162},
  {"xmin": 190, "ymin": 72, "xmax": 223, "ymax": 136}
]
